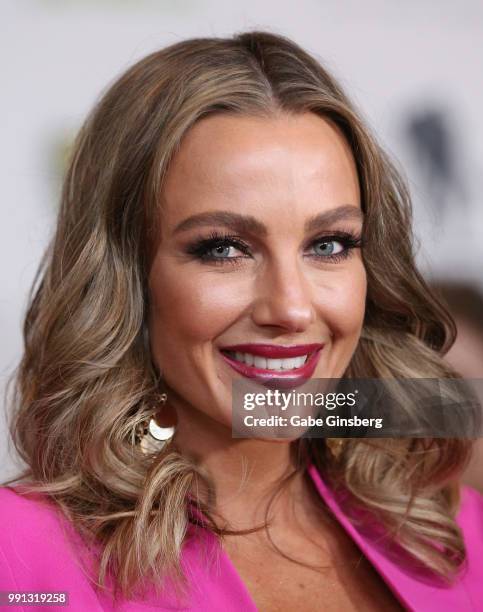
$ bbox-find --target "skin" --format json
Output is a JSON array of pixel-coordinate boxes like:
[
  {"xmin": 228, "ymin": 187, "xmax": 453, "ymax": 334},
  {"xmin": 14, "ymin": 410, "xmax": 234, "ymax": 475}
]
[
  {"xmin": 145, "ymin": 113, "xmax": 405, "ymax": 610},
  {"xmin": 147, "ymin": 110, "xmax": 366, "ymax": 529}
]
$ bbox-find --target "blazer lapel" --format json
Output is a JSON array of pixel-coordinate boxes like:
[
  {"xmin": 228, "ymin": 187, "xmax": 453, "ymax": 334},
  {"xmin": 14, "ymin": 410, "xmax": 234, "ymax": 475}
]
[{"xmin": 307, "ymin": 463, "xmax": 476, "ymax": 611}]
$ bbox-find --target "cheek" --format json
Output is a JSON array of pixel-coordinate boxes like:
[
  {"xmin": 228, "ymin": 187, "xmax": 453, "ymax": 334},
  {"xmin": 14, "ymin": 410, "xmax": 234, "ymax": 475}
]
[
  {"xmin": 317, "ymin": 266, "xmax": 367, "ymax": 338},
  {"xmin": 148, "ymin": 261, "xmax": 247, "ymax": 346}
]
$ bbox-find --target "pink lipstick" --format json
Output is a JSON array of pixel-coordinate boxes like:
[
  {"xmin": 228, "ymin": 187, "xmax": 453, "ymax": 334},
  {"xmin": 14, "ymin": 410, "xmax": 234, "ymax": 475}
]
[{"xmin": 219, "ymin": 343, "xmax": 324, "ymax": 388}]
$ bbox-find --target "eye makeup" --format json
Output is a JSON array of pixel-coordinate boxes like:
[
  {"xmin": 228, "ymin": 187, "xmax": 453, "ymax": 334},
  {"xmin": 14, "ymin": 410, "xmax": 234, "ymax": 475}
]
[{"xmin": 184, "ymin": 228, "xmax": 363, "ymax": 267}]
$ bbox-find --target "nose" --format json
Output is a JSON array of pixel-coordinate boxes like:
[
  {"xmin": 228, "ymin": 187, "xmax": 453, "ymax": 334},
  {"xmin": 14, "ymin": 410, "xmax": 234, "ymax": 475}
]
[{"xmin": 250, "ymin": 259, "xmax": 316, "ymax": 333}]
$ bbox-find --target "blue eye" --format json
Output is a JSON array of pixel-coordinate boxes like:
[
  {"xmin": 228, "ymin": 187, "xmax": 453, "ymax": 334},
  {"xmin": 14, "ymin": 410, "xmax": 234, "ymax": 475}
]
[
  {"xmin": 312, "ymin": 240, "xmax": 344, "ymax": 257},
  {"xmin": 307, "ymin": 232, "xmax": 362, "ymax": 263},
  {"xmin": 209, "ymin": 244, "xmax": 240, "ymax": 258},
  {"xmin": 186, "ymin": 232, "xmax": 251, "ymax": 265}
]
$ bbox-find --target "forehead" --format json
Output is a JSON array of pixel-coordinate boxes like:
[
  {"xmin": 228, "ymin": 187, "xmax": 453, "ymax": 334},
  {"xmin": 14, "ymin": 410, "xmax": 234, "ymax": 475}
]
[{"xmin": 160, "ymin": 111, "xmax": 361, "ymax": 228}]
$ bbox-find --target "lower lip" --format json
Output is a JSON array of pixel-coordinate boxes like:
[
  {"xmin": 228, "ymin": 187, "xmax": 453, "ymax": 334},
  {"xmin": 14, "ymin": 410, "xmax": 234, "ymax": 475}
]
[{"xmin": 220, "ymin": 348, "xmax": 323, "ymax": 389}]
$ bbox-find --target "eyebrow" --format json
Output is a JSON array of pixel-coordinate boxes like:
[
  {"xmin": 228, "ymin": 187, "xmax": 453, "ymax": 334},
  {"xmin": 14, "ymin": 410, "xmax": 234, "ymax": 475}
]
[
  {"xmin": 173, "ymin": 210, "xmax": 268, "ymax": 237},
  {"xmin": 305, "ymin": 205, "xmax": 364, "ymax": 232},
  {"xmin": 173, "ymin": 205, "xmax": 363, "ymax": 236}
]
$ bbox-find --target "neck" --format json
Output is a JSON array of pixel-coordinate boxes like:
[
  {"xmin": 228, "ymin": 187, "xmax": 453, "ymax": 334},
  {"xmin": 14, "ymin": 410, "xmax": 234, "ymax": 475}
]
[{"xmin": 170, "ymin": 398, "xmax": 310, "ymax": 530}]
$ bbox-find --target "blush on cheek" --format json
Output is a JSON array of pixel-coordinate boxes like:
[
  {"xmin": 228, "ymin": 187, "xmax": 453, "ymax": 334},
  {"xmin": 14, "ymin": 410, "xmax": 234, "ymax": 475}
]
[
  {"xmin": 320, "ymin": 277, "xmax": 366, "ymax": 337},
  {"xmin": 154, "ymin": 268, "xmax": 251, "ymax": 341}
]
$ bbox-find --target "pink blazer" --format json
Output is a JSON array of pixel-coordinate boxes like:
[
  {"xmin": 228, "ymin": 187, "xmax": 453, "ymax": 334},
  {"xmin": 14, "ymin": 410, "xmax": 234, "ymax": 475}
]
[{"xmin": 1, "ymin": 464, "xmax": 482, "ymax": 611}]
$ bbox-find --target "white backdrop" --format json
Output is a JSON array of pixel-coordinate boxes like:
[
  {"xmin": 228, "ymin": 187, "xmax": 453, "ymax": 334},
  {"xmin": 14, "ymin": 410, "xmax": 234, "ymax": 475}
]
[{"xmin": 2, "ymin": 0, "xmax": 482, "ymax": 479}]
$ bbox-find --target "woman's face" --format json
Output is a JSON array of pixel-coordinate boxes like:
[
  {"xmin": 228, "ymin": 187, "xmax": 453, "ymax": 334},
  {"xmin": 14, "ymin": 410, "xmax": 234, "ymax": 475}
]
[{"xmin": 148, "ymin": 111, "xmax": 366, "ymax": 430}]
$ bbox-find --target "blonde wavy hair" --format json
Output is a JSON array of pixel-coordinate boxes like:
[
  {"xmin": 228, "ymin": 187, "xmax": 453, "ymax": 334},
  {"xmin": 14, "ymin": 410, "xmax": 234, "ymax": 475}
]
[{"xmin": 4, "ymin": 30, "xmax": 476, "ymax": 602}]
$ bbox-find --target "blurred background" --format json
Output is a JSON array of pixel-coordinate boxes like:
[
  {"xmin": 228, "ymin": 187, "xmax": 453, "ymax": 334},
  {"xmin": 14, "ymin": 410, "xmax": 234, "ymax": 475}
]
[{"xmin": 1, "ymin": 0, "xmax": 482, "ymax": 487}]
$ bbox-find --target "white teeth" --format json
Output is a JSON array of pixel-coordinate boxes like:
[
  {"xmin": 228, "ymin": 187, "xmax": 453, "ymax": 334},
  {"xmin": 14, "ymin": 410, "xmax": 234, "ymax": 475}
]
[
  {"xmin": 282, "ymin": 357, "xmax": 302, "ymax": 370},
  {"xmin": 245, "ymin": 353, "xmax": 255, "ymax": 366},
  {"xmin": 254, "ymin": 356, "xmax": 267, "ymax": 369},
  {"xmin": 269, "ymin": 358, "xmax": 283, "ymax": 369},
  {"xmin": 226, "ymin": 351, "xmax": 309, "ymax": 370}
]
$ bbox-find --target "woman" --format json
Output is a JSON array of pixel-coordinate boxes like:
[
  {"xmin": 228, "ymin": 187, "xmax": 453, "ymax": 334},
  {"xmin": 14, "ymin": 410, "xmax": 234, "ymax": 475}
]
[{"xmin": 1, "ymin": 31, "xmax": 482, "ymax": 611}]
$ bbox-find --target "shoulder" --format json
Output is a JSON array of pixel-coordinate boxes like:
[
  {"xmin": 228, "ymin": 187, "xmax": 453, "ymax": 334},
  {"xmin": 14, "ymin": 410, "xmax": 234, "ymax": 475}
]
[
  {"xmin": 457, "ymin": 484, "xmax": 483, "ymax": 555},
  {"xmin": 453, "ymin": 484, "xmax": 483, "ymax": 606},
  {"xmin": 0, "ymin": 485, "xmax": 63, "ymax": 527},
  {"xmin": 0, "ymin": 486, "xmax": 78, "ymax": 572},
  {"xmin": 458, "ymin": 483, "xmax": 483, "ymax": 518},
  {"xmin": 0, "ymin": 486, "xmax": 77, "ymax": 556},
  {"xmin": 0, "ymin": 486, "xmax": 102, "ymax": 606},
  {"xmin": 0, "ymin": 487, "xmax": 228, "ymax": 610}
]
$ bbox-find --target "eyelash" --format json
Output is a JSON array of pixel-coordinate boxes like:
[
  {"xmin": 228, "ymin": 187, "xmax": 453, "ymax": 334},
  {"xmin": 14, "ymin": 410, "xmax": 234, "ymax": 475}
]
[{"xmin": 186, "ymin": 230, "xmax": 363, "ymax": 266}]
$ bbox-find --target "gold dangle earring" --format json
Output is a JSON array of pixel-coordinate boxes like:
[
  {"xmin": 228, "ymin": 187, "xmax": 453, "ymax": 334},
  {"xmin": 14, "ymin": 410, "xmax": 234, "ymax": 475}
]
[{"xmin": 135, "ymin": 392, "xmax": 176, "ymax": 454}]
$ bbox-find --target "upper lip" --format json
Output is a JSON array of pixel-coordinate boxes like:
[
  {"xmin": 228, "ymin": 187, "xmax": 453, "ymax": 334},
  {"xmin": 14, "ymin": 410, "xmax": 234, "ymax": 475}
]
[{"xmin": 219, "ymin": 343, "xmax": 324, "ymax": 358}]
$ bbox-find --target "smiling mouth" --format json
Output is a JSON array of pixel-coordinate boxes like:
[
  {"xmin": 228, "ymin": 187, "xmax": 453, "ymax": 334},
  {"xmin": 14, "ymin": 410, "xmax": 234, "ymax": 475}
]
[
  {"xmin": 221, "ymin": 350, "xmax": 311, "ymax": 372},
  {"xmin": 219, "ymin": 344, "xmax": 324, "ymax": 385}
]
